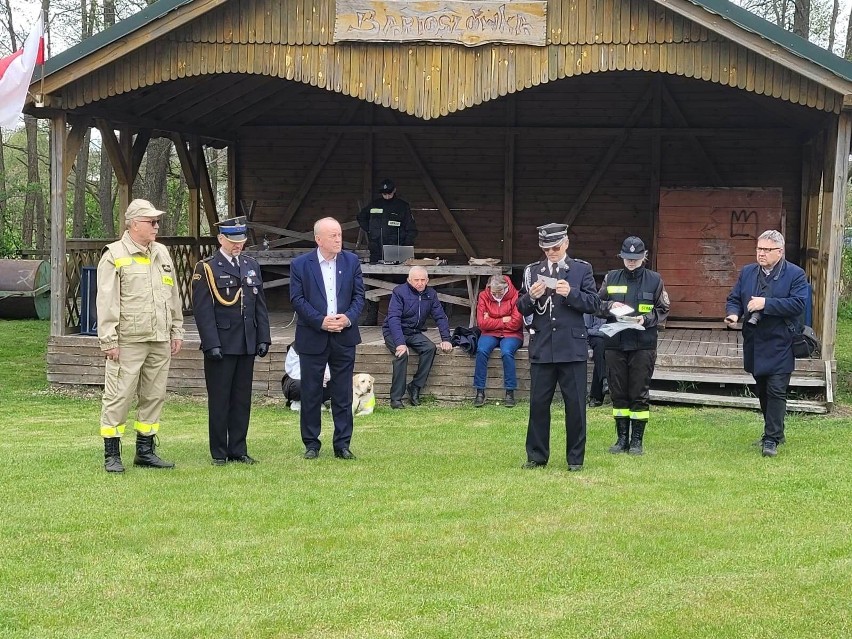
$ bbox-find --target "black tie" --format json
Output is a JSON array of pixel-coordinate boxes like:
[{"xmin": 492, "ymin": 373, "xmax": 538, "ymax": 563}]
[
  {"xmin": 231, "ymin": 257, "xmax": 239, "ymax": 271},
  {"xmin": 551, "ymin": 262, "xmax": 558, "ymax": 278}
]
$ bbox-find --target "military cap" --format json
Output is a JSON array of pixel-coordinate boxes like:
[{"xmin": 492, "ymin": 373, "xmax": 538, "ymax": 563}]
[
  {"xmin": 125, "ymin": 199, "xmax": 165, "ymax": 220},
  {"xmin": 618, "ymin": 236, "xmax": 646, "ymax": 259},
  {"xmin": 217, "ymin": 216, "xmax": 249, "ymax": 243},
  {"xmin": 379, "ymin": 178, "xmax": 396, "ymax": 194},
  {"xmin": 537, "ymin": 223, "xmax": 569, "ymax": 248}
]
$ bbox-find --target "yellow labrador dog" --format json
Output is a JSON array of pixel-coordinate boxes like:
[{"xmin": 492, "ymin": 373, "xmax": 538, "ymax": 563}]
[{"xmin": 352, "ymin": 373, "xmax": 376, "ymax": 416}]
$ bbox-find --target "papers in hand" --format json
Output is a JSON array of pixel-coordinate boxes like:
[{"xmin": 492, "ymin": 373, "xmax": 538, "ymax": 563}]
[
  {"xmin": 538, "ymin": 276, "xmax": 559, "ymax": 289},
  {"xmin": 610, "ymin": 304, "xmax": 634, "ymax": 317},
  {"xmin": 599, "ymin": 321, "xmax": 645, "ymax": 337}
]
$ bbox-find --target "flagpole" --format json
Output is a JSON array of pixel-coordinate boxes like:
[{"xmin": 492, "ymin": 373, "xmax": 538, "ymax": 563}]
[{"xmin": 38, "ymin": 12, "xmax": 45, "ymax": 107}]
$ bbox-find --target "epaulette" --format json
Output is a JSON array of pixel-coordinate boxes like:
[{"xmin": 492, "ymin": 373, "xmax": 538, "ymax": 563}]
[{"xmin": 573, "ymin": 258, "xmax": 591, "ymax": 266}]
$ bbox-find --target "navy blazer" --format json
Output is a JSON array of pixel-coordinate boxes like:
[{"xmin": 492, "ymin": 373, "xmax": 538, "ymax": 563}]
[
  {"xmin": 517, "ymin": 258, "xmax": 600, "ymax": 364},
  {"xmin": 725, "ymin": 259, "xmax": 808, "ymax": 377},
  {"xmin": 290, "ymin": 249, "xmax": 365, "ymax": 355}
]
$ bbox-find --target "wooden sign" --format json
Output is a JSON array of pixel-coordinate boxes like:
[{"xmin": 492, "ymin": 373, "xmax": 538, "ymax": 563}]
[{"xmin": 333, "ymin": 0, "xmax": 548, "ymax": 47}]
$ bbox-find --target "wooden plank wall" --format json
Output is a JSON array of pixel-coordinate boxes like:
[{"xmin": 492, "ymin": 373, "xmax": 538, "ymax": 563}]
[
  {"xmin": 58, "ymin": 0, "xmax": 842, "ymax": 116},
  {"xmin": 656, "ymin": 188, "xmax": 784, "ymax": 319},
  {"xmin": 237, "ymin": 73, "xmax": 814, "ymax": 279}
]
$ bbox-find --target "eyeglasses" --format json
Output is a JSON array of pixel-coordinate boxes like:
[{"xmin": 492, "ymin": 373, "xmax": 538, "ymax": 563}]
[
  {"xmin": 542, "ymin": 245, "xmax": 563, "ymax": 253},
  {"xmin": 755, "ymin": 247, "xmax": 781, "ymax": 253},
  {"xmin": 136, "ymin": 219, "xmax": 160, "ymax": 226}
]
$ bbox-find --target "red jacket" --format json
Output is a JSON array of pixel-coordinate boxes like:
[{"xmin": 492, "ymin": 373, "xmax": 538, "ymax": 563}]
[{"xmin": 476, "ymin": 276, "xmax": 524, "ymax": 340}]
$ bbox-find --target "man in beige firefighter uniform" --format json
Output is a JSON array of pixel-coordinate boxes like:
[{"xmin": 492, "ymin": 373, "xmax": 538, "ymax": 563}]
[{"xmin": 97, "ymin": 199, "xmax": 185, "ymax": 473}]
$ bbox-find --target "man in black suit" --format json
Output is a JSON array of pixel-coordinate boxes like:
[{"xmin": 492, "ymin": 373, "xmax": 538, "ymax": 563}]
[
  {"xmin": 517, "ymin": 223, "xmax": 600, "ymax": 471},
  {"xmin": 290, "ymin": 217, "xmax": 365, "ymax": 460},
  {"xmin": 192, "ymin": 216, "xmax": 271, "ymax": 465}
]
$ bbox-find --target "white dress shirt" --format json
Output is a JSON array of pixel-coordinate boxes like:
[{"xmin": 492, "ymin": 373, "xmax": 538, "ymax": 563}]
[{"xmin": 317, "ymin": 249, "xmax": 338, "ymax": 316}]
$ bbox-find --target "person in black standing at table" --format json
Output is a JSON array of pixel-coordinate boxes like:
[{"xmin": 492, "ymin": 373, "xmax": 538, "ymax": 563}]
[
  {"xmin": 725, "ymin": 230, "xmax": 808, "ymax": 458},
  {"xmin": 357, "ymin": 179, "xmax": 418, "ymax": 325},
  {"xmin": 357, "ymin": 178, "xmax": 418, "ymax": 264},
  {"xmin": 517, "ymin": 223, "xmax": 600, "ymax": 472},
  {"xmin": 192, "ymin": 216, "xmax": 271, "ymax": 465},
  {"xmin": 598, "ymin": 237, "xmax": 670, "ymax": 456}
]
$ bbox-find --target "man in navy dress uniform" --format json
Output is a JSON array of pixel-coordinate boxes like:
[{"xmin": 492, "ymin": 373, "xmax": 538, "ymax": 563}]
[
  {"xmin": 517, "ymin": 223, "xmax": 600, "ymax": 471},
  {"xmin": 192, "ymin": 216, "xmax": 271, "ymax": 465}
]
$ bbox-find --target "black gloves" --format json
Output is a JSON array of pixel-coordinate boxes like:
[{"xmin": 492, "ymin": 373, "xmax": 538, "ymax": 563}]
[
  {"xmin": 205, "ymin": 347, "xmax": 223, "ymax": 361},
  {"xmin": 256, "ymin": 343, "xmax": 270, "ymax": 358}
]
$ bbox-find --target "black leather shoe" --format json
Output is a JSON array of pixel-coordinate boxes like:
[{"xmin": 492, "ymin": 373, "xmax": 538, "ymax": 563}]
[
  {"xmin": 588, "ymin": 397, "xmax": 603, "ymax": 407},
  {"xmin": 390, "ymin": 400, "xmax": 405, "ymax": 409},
  {"xmin": 568, "ymin": 464, "xmax": 584, "ymax": 472},
  {"xmin": 211, "ymin": 458, "xmax": 227, "ymax": 466},
  {"xmin": 407, "ymin": 383, "xmax": 421, "ymax": 406},
  {"xmin": 334, "ymin": 448, "xmax": 356, "ymax": 460},
  {"xmin": 230, "ymin": 455, "xmax": 258, "ymax": 464},
  {"xmin": 522, "ymin": 460, "xmax": 547, "ymax": 469},
  {"xmin": 304, "ymin": 449, "xmax": 319, "ymax": 460}
]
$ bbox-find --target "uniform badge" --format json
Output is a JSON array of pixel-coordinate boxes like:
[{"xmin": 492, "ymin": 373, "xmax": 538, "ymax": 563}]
[
  {"xmin": 247, "ymin": 270, "xmax": 256, "ymax": 277},
  {"xmin": 219, "ymin": 274, "xmax": 230, "ymax": 278},
  {"xmin": 162, "ymin": 264, "xmax": 172, "ymax": 272},
  {"xmin": 246, "ymin": 277, "xmax": 253, "ymax": 285},
  {"xmin": 192, "ymin": 273, "xmax": 201, "ymax": 281},
  {"xmin": 253, "ymin": 287, "xmax": 258, "ymax": 294}
]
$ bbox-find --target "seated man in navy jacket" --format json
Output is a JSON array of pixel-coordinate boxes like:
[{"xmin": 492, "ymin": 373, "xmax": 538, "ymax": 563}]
[{"xmin": 382, "ymin": 266, "xmax": 453, "ymax": 409}]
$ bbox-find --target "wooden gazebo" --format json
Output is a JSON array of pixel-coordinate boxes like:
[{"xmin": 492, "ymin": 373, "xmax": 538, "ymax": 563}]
[{"xmin": 26, "ymin": 0, "xmax": 852, "ymax": 409}]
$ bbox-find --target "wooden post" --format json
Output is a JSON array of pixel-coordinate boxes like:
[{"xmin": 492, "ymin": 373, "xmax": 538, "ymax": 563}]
[
  {"xmin": 49, "ymin": 114, "xmax": 68, "ymax": 337},
  {"xmin": 96, "ymin": 120, "xmax": 131, "ymax": 228},
  {"xmin": 119, "ymin": 127, "xmax": 133, "ymax": 220},
  {"xmin": 819, "ymin": 112, "xmax": 852, "ymax": 362},
  {"xmin": 649, "ymin": 78, "xmax": 662, "ymax": 269},
  {"xmin": 503, "ymin": 96, "xmax": 515, "ymax": 265},
  {"xmin": 227, "ymin": 145, "xmax": 237, "ymax": 219}
]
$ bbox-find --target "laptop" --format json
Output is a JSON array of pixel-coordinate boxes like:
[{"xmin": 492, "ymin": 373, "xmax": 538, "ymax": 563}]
[{"xmin": 381, "ymin": 245, "xmax": 415, "ymax": 264}]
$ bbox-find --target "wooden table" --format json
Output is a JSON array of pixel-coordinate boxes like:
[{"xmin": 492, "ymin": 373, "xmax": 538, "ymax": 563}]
[{"xmin": 361, "ymin": 264, "xmax": 503, "ymax": 326}]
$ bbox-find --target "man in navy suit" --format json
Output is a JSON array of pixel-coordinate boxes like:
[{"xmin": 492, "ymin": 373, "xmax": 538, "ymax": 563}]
[
  {"xmin": 725, "ymin": 230, "xmax": 808, "ymax": 458},
  {"xmin": 290, "ymin": 217, "xmax": 365, "ymax": 460}
]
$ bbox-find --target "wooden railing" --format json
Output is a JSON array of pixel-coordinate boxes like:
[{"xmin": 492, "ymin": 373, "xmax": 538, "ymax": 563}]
[{"xmin": 65, "ymin": 237, "xmax": 218, "ymax": 329}]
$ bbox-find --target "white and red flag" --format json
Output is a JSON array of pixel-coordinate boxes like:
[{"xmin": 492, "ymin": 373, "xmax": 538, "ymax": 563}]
[{"xmin": 0, "ymin": 15, "xmax": 45, "ymax": 128}]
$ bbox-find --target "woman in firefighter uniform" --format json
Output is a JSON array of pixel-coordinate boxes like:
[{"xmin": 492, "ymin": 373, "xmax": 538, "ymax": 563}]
[
  {"xmin": 598, "ymin": 236, "xmax": 670, "ymax": 455},
  {"xmin": 191, "ymin": 217, "xmax": 271, "ymax": 465}
]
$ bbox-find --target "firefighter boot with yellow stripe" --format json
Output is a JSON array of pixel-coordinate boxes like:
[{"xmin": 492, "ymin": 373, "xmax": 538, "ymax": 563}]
[
  {"xmin": 629, "ymin": 420, "xmax": 646, "ymax": 456},
  {"xmin": 609, "ymin": 418, "xmax": 630, "ymax": 454},
  {"xmin": 134, "ymin": 434, "xmax": 175, "ymax": 469},
  {"xmin": 104, "ymin": 437, "xmax": 125, "ymax": 473}
]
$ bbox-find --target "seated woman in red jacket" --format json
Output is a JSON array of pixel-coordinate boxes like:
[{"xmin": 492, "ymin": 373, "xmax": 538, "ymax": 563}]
[{"xmin": 473, "ymin": 275, "xmax": 524, "ymax": 408}]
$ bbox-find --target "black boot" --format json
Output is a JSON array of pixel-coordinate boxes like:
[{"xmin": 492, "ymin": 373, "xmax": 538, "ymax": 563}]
[
  {"xmin": 134, "ymin": 434, "xmax": 175, "ymax": 469},
  {"xmin": 473, "ymin": 389, "xmax": 486, "ymax": 407},
  {"xmin": 104, "ymin": 437, "xmax": 125, "ymax": 473},
  {"xmin": 608, "ymin": 418, "xmax": 630, "ymax": 454},
  {"xmin": 504, "ymin": 390, "xmax": 516, "ymax": 408},
  {"xmin": 629, "ymin": 420, "xmax": 646, "ymax": 456}
]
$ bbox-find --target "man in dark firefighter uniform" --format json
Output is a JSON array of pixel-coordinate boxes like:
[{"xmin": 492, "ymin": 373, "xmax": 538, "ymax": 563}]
[
  {"xmin": 517, "ymin": 223, "xmax": 600, "ymax": 471},
  {"xmin": 192, "ymin": 216, "xmax": 271, "ymax": 465},
  {"xmin": 357, "ymin": 178, "xmax": 418, "ymax": 264},
  {"xmin": 598, "ymin": 236, "xmax": 670, "ymax": 456},
  {"xmin": 357, "ymin": 179, "xmax": 418, "ymax": 325}
]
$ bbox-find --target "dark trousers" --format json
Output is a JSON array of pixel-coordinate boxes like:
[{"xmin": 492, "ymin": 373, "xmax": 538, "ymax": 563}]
[
  {"xmin": 204, "ymin": 354, "xmax": 255, "ymax": 460},
  {"xmin": 300, "ymin": 337, "xmax": 356, "ymax": 452},
  {"xmin": 281, "ymin": 376, "xmax": 331, "ymax": 404},
  {"xmin": 384, "ymin": 333, "xmax": 436, "ymax": 401},
  {"xmin": 526, "ymin": 361, "xmax": 588, "ymax": 466},
  {"xmin": 606, "ymin": 348, "xmax": 656, "ymax": 419},
  {"xmin": 755, "ymin": 373, "xmax": 790, "ymax": 443},
  {"xmin": 588, "ymin": 336, "xmax": 607, "ymax": 400}
]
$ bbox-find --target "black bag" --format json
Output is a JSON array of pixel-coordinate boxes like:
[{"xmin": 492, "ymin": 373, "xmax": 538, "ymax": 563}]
[
  {"xmin": 450, "ymin": 326, "xmax": 481, "ymax": 356},
  {"xmin": 789, "ymin": 324, "xmax": 821, "ymax": 359}
]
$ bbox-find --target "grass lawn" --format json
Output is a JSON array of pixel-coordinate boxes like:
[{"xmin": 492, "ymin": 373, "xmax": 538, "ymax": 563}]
[{"xmin": 1, "ymin": 319, "xmax": 850, "ymax": 639}]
